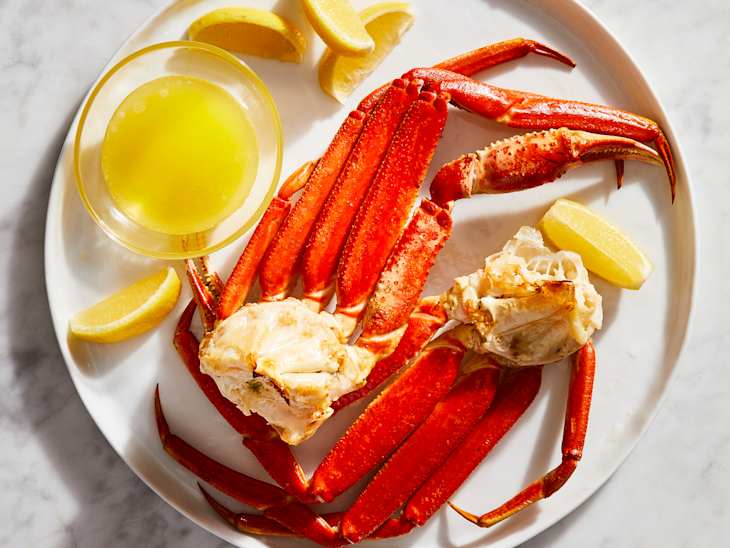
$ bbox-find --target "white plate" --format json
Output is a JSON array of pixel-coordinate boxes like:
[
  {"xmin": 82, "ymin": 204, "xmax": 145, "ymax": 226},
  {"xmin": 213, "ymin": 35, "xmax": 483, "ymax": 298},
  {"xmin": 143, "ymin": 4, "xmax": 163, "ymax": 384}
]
[{"xmin": 44, "ymin": 1, "xmax": 696, "ymax": 546}]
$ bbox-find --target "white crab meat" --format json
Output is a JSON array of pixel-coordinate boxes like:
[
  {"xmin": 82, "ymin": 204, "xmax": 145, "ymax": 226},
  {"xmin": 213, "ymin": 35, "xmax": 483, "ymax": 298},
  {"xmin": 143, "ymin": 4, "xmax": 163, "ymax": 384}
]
[
  {"xmin": 442, "ymin": 226, "xmax": 602, "ymax": 366},
  {"xmin": 199, "ymin": 299, "xmax": 376, "ymax": 445}
]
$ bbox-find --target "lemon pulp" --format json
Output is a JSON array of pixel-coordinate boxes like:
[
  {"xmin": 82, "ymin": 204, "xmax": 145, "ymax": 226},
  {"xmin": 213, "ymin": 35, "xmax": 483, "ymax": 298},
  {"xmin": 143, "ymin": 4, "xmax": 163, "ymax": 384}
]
[
  {"xmin": 69, "ymin": 266, "xmax": 181, "ymax": 343},
  {"xmin": 539, "ymin": 198, "xmax": 653, "ymax": 290},
  {"xmin": 319, "ymin": 2, "xmax": 414, "ymax": 102},
  {"xmin": 101, "ymin": 75, "xmax": 258, "ymax": 235}
]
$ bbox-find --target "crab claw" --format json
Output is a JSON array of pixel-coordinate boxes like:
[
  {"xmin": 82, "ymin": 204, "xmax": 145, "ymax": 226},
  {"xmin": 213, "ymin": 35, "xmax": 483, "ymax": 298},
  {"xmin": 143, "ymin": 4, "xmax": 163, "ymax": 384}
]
[{"xmin": 430, "ymin": 128, "xmax": 663, "ymax": 205}]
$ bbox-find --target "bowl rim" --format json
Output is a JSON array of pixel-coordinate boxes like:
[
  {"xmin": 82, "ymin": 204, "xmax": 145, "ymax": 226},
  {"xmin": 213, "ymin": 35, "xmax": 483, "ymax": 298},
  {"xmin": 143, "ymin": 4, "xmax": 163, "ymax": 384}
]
[{"xmin": 73, "ymin": 40, "xmax": 283, "ymax": 260}]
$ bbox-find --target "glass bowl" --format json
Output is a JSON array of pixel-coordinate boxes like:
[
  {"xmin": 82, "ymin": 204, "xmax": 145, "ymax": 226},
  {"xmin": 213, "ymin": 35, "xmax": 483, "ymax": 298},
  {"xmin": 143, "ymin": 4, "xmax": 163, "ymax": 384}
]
[{"xmin": 74, "ymin": 41, "xmax": 282, "ymax": 259}]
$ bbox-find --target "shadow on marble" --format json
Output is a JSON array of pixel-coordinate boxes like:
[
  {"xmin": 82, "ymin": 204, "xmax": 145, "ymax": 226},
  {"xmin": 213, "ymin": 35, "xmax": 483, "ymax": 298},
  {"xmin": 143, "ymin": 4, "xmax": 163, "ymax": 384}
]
[{"xmin": 6, "ymin": 104, "xmax": 226, "ymax": 548}]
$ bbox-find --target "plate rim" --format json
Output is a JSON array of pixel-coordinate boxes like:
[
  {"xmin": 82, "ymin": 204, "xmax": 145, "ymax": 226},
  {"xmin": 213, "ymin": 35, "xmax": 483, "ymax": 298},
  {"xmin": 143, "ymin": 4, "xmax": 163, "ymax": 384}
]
[{"xmin": 43, "ymin": 1, "xmax": 698, "ymax": 546}]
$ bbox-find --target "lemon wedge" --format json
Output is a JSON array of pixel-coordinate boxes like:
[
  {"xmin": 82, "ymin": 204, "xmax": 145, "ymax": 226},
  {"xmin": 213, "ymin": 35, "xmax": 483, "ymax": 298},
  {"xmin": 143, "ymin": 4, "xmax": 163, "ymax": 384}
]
[
  {"xmin": 318, "ymin": 2, "xmax": 414, "ymax": 102},
  {"xmin": 70, "ymin": 267, "xmax": 181, "ymax": 343},
  {"xmin": 188, "ymin": 8, "xmax": 307, "ymax": 63},
  {"xmin": 539, "ymin": 199, "xmax": 653, "ymax": 290},
  {"xmin": 302, "ymin": 0, "xmax": 375, "ymax": 56}
]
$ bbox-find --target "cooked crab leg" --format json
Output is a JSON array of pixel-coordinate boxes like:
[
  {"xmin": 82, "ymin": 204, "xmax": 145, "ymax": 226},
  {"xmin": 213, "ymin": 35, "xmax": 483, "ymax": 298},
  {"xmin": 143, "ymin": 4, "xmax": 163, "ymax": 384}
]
[
  {"xmin": 301, "ymin": 39, "xmax": 574, "ymax": 310},
  {"xmin": 155, "ymin": 388, "xmax": 285, "ymax": 509},
  {"xmin": 201, "ymin": 486, "xmax": 414, "ymax": 541},
  {"xmin": 335, "ymin": 92, "xmax": 449, "ymax": 334},
  {"xmin": 258, "ymin": 111, "xmax": 367, "ymax": 301},
  {"xmin": 217, "ymin": 160, "xmax": 315, "ymax": 319},
  {"xmin": 185, "ymin": 256, "xmax": 222, "ymax": 332},
  {"xmin": 199, "ymin": 366, "xmax": 543, "ymax": 543},
  {"xmin": 406, "ymin": 366, "xmax": 542, "ymax": 526},
  {"xmin": 356, "ymin": 199, "xmax": 453, "ymax": 356},
  {"xmin": 407, "ymin": 67, "xmax": 676, "ymax": 199},
  {"xmin": 310, "ymin": 336, "xmax": 463, "ymax": 502},
  {"xmin": 434, "ymin": 37, "xmax": 575, "ymax": 74},
  {"xmin": 199, "ymin": 485, "xmax": 294, "ymax": 537},
  {"xmin": 154, "ymin": 389, "xmax": 339, "ymax": 545},
  {"xmin": 340, "ymin": 359, "xmax": 500, "ymax": 542},
  {"xmin": 358, "ymin": 38, "xmax": 575, "ymax": 114},
  {"xmin": 450, "ymin": 341, "xmax": 596, "ymax": 527},
  {"xmin": 430, "ymin": 128, "xmax": 663, "ymax": 204},
  {"xmin": 332, "ymin": 297, "xmax": 447, "ymax": 411},
  {"xmin": 301, "ymin": 78, "xmax": 422, "ymax": 309}
]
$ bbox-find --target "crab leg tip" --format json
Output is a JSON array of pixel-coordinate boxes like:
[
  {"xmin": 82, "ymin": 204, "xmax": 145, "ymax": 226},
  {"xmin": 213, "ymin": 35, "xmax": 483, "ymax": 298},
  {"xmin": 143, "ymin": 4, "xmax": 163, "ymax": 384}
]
[
  {"xmin": 448, "ymin": 501, "xmax": 481, "ymax": 525},
  {"xmin": 615, "ymin": 159, "xmax": 624, "ymax": 189},
  {"xmin": 198, "ymin": 483, "xmax": 237, "ymax": 524},
  {"xmin": 531, "ymin": 40, "xmax": 576, "ymax": 68},
  {"xmin": 177, "ymin": 299, "xmax": 196, "ymax": 330},
  {"xmin": 153, "ymin": 386, "xmax": 170, "ymax": 440}
]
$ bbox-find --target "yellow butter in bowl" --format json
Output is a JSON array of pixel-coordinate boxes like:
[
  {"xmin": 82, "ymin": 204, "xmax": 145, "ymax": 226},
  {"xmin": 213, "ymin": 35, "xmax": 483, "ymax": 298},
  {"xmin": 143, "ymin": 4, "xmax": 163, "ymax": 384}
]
[{"xmin": 102, "ymin": 75, "xmax": 259, "ymax": 235}]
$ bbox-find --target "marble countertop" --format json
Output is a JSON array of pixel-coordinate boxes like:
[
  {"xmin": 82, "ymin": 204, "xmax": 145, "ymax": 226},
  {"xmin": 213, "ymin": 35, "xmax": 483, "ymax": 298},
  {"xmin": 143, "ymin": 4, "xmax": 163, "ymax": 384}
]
[{"xmin": 1, "ymin": 0, "xmax": 728, "ymax": 546}]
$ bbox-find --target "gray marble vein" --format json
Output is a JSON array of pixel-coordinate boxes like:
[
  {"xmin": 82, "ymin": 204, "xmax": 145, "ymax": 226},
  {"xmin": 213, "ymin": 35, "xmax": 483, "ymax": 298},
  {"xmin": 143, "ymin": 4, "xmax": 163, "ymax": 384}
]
[{"xmin": 1, "ymin": 0, "xmax": 728, "ymax": 547}]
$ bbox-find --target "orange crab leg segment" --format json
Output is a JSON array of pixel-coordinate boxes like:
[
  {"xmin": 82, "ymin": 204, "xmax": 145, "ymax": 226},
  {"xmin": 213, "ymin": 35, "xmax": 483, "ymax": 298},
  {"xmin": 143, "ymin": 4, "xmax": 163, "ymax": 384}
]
[
  {"xmin": 341, "ymin": 362, "xmax": 500, "ymax": 543},
  {"xmin": 258, "ymin": 110, "xmax": 367, "ymax": 301},
  {"xmin": 201, "ymin": 485, "xmax": 415, "ymax": 542},
  {"xmin": 301, "ymin": 79, "xmax": 422, "ymax": 309},
  {"xmin": 335, "ymin": 92, "xmax": 449, "ymax": 334},
  {"xmin": 434, "ymin": 37, "xmax": 575, "ymax": 74},
  {"xmin": 430, "ymin": 128, "xmax": 663, "ymax": 205},
  {"xmin": 450, "ymin": 341, "xmax": 596, "ymax": 527},
  {"xmin": 310, "ymin": 338, "xmax": 463, "ymax": 502},
  {"xmin": 242, "ymin": 437, "xmax": 310, "ymax": 502},
  {"xmin": 217, "ymin": 160, "xmax": 315, "ymax": 319},
  {"xmin": 155, "ymin": 387, "xmax": 288, "ymax": 509},
  {"xmin": 404, "ymin": 366, "xmax": 542, "ymax": 526},
  {"xmin": 357, "ymin": 200, "xmax": 452, "ymax": 356},
  {"xmin": 361, "ymin": 38, "xmax": 575, "ymax": 111},
  {"xmin": 185, "ymin": 256, "xmax": 223, "ymax": 332},
  {"xmin": 332, "ymin": 298, "xmax": 447, "ymax": 411},
  {"xmin": 199, "ymin": 484, "xmax": 294, "ymax": 537},
  {"xmin": 408, "ymin": 67, "xmax": 676, "ymax": 200},
  {"xmin": 155, "ymin": 389, "xmax": 339, "ymax": 545}
]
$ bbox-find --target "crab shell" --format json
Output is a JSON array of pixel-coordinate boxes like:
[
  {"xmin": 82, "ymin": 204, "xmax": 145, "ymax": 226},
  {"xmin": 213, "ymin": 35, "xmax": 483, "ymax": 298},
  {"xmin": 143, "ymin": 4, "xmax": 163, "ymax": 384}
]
[
  {"xmin": 442, "ymin": 226, "xmax": 602, "ymax": 366},
  {"xmin": 199, "ymin": 299, "xmax": 376, "ymax": 445}
]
